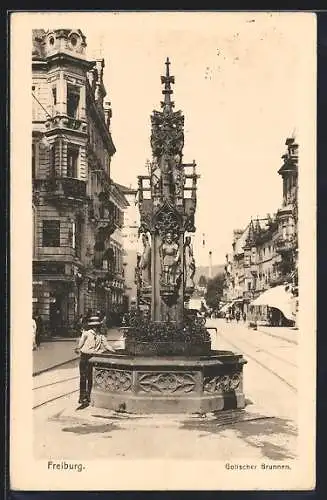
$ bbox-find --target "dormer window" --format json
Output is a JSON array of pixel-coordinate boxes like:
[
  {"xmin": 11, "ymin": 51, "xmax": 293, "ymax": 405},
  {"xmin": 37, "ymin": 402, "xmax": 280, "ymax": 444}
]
[{"xmin": 67, "ymin": 84, "xmax": 80, "ymax": 118}]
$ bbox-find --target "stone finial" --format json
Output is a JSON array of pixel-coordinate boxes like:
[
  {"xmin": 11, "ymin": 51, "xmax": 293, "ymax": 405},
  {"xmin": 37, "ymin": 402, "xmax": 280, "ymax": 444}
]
[{"xmin": 160, "ymin": 57, "xmax": 175, "ymax": 111}]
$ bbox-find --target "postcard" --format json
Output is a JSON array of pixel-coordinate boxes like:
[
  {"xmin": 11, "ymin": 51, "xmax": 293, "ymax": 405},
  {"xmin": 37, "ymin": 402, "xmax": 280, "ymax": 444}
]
[{"xmin": 10, "ymin": 10, "xmax": 316, "ymax": 491}]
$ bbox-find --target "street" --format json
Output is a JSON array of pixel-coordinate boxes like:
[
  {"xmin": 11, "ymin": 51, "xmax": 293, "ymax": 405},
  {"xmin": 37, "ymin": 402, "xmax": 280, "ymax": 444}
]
[{"xmin": 33, "ymin": 320, "xmax": 298, "ymax": 461}]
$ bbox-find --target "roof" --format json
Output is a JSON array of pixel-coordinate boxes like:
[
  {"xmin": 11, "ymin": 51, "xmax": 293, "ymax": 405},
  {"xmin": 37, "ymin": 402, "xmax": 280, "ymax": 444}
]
[
  {"xmin": 233, "ymin": 224, "xmax": 250, "ymax": 255},
  {"xmin": 233, "ymin": 219, "xmax": 271, "ymax": 255},
  {"xmin": 110, "ymin": 182, "xmax": 130, "ymax": 208},
  {"xmin": 113, "ymin": 182, "xmax": 137, "ymax": 195}
]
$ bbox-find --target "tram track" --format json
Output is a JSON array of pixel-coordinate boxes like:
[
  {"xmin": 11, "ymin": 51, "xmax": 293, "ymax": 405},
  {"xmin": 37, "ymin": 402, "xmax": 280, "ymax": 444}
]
[
  {"xmin": 33, "ymin": 389, "xmax": 79, "ymax": 410},
  {"xmin": 216, "ymin": 329, "xmax": 297, "ymax": 394},
  {"xmin": 224, "ymin": 334, "xmax": 297, "ymax": 368},
  {"xmin": 256, "ymin": 327, "xmax": 298, "ymax": 345},
  {"xmin": 34, "ymin": 375, "xmax": 79, "ymax": 391},
  {"xmin": 33, "ymin": 368, "xmax": 79, "ymax": 410}
]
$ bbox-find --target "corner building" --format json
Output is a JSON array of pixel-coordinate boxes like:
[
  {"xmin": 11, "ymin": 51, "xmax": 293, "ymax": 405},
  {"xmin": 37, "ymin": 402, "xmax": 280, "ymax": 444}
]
[{"xmin": 32, "ymin": 29, "xmax": 126, "ymax": 334}]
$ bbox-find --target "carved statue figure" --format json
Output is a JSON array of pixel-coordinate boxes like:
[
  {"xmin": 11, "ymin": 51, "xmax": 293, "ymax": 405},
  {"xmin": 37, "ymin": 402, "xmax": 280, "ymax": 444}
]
[
  {"xmin": 139, "ymin": 233, "xmax": 151, "ymax": 287},
  {"xmin": 160, "ymin": 155, "xmax": 173, "ymax": 197},
  {"xmin": 151, "ymin": 159, "xmax": 161, "ymax": 195},
  {"xmin": 184, "ymin": 236, "xmax": 196, "ymax": 291},
  {"xmin": 160, "ymin": 232, "xmax": 181, "ymax": 286},
  {"xmin": 172, "ymin": 163, "xmax": 184, "ymax": 198},
  {"xmin": 135, "ymin": 254, "xmax": 141, "ymax": 286}
]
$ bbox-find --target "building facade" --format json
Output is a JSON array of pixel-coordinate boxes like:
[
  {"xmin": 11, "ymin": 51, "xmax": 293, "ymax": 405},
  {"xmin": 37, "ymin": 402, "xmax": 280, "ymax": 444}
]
[
  {"xmin": 32, "ymin": 29, "xmax": 127, "ymax": 334},
  {"xmin": 117, "ymin": 184, "xmax": 139, "ymax": 310},
  {"xmin": 223, "ymin": 137, "xmax": 298, "ymax": 322}
]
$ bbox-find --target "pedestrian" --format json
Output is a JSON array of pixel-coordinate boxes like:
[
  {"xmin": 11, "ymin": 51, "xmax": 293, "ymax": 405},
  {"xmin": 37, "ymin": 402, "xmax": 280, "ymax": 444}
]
[
  {"xmin": 74, "ymin": 315, "xmax": 116, "ymax": 407},
  {"xmin": 243, "ymin": 311, "xmax": 247, "ymax": 323},
  {"xmin": 35, "ymin": 314, "xmax": 43, "ymax": 347},
  {"xmin": 236, "ymin": 310, "xmax": 240, "ymax": 323},
  {"xmin": 32, "ymin": 317, "xmax": 37, "ymax": 350},
  {"xmin": 53, "ymin": 309, "xmax": 61, "ymax": 335}
]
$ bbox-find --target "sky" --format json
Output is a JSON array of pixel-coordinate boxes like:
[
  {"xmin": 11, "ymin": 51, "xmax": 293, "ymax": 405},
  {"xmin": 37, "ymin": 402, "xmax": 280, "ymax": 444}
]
[{"xmin": 73, "ymin": 12, "xmax": 309, "ymax": 266}]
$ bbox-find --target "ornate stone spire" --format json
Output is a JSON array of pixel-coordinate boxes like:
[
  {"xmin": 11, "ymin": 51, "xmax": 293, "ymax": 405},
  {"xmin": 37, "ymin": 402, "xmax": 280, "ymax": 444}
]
[
  {"xmin": 150, "ymin": 58, "xmax": 184, "ymax": 160},
  {"xmin": 160, "ymin": 57, "xmax": 175, "ymax": 112}
]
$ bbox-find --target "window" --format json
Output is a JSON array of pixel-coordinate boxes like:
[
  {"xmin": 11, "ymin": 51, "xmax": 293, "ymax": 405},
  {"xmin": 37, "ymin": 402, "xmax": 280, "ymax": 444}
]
[
  {"xmin": 67, "ymin": 146, "xmax": 79, "ymax": 178},
  {"xmin": 32, "ymin": 143, "xmax": 36, "ymax": 178},
  {"xmin": 42, "ymin": 220, "xmax": 60, "ymax": 247},
  {"xmin": 52, "ymin": 87, "xmax": 57, "ymax": 107},
  {"xmin": 75, "ymin": 218, "xmax": 82, "ymax": 259},
  {"xmin": 50, "ymin": 143, "xmax": 56, "ymax": 177},
  {"xmin": 67, "ymin": 84, "xmax": 80, "ymax": 118},
  {"xmin": 94, "ymin": 240, "xmax": 105, "ymax": 268},
  {"xmin": 71, "ymin": 222, "xmax": 76, "ymax": 249}
]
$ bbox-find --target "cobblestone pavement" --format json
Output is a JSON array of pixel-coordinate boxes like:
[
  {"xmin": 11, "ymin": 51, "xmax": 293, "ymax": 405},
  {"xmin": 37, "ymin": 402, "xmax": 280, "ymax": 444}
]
[{"xmin": 33, "ymin": 320, "xmax": 298, "ymax": 461}]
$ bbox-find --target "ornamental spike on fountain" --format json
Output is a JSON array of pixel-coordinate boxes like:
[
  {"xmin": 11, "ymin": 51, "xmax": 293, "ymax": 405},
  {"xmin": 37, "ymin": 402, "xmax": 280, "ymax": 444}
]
[{"xmin": 90, "ymin": 60, "xmax": 247, "ymax": 413}]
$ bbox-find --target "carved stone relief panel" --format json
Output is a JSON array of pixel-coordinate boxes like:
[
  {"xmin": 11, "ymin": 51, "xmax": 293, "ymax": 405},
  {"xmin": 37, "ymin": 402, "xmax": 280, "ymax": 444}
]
[
  {"xmin": 203, "ymin": 373, "xmax": 241, "ymax": 393},
  {"xmin": 137, "ymin": 371, "xmax": 197, "ymax": 394},
  {"xmin": 94, "ymin": 368, "xmax": 132, "ymax": 392}
]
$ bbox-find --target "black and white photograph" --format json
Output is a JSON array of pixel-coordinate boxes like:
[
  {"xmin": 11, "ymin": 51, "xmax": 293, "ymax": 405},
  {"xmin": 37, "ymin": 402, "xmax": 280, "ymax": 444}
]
[{"xmin": 10, "ymin": 11, "xmax": 316, "ymax": 491}]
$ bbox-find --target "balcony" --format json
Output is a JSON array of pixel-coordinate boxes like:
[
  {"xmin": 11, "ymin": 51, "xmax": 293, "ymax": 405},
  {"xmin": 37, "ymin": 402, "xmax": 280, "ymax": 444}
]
[
  {"xmin": 45, "ymin": 114, "xmax": 87, "ymax": 135},
  {"xmin": 97, "ymin": 214, "xmax": 117, "ymax": 236},
  {"xmin": 46, "ymin": 177, "xmax": 87, "ymax": 202},
  {"xmin": 275, "ymin": 236, "xmax": 295, "ymax": 254},
  {"xmin": 89, "ymin": 198, "xmax": 123, "ymax": 234}
]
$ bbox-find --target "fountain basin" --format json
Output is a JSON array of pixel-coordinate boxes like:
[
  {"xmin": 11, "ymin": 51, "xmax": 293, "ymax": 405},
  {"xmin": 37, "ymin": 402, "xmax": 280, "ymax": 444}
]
[{"xmin": 89, "ymin": 351, "xmax": 247, "ymax": 414}]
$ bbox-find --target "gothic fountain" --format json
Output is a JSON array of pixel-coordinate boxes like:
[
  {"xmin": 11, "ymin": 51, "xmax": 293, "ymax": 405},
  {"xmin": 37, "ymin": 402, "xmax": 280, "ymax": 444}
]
[{"xmin": 90, "ymin": 58, "xmax": 247, "ymax": 413}]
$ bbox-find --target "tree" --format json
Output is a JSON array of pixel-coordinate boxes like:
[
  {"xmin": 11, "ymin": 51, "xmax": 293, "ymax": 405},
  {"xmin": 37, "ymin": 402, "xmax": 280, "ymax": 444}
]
[
  {"xmin": 198, "ymin": 275, "xmax": 207, "ymax": 287},
  {"xmin": 205, "ymin": 273, "xmax": 225, "ymax": 309}
]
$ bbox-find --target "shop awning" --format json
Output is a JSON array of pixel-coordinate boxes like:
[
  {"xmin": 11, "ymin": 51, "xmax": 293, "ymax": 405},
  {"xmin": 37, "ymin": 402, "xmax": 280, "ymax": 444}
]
[
  {"xmin": 220, "ymin": 303, "xmax": 231, "ymax": 313},
  {"xmin": 250, "ymin": 285, "xmax": 296, "ymax": 321}
]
